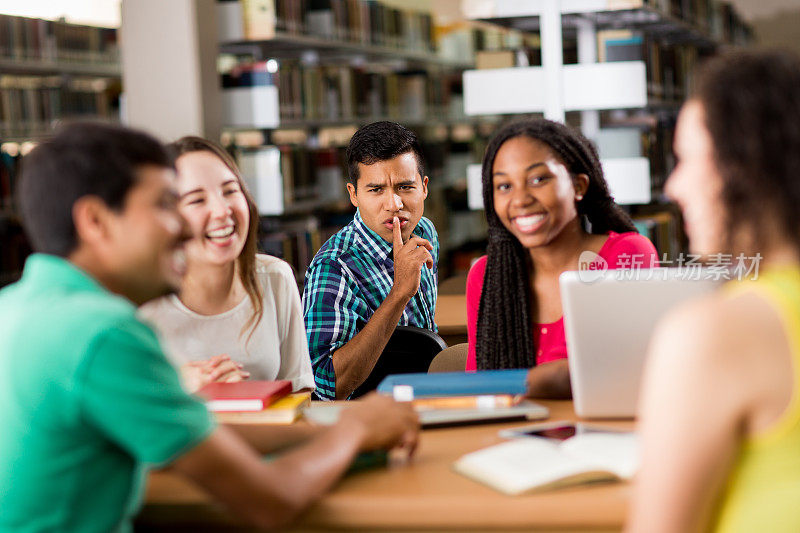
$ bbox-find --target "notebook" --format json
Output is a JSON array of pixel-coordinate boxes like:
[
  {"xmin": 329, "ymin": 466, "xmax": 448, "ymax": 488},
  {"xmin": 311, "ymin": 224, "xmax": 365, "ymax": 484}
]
[
  {"xmin": 376, "ymin": 369, "xmax": 529, "ymax": 397},
  {"xmin": 453, "ymin": 431, "xmax": 638, "ymax": 495},
  {"xmin": 197, "ymin": 380, "xmax": 292, "ymax": 412}
]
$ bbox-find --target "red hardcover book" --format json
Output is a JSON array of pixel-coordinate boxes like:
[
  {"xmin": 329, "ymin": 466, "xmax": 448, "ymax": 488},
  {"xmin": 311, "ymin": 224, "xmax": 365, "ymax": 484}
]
[{"xmin": 198, "ymin": 380, "xmax": 292, "ymax": 412}]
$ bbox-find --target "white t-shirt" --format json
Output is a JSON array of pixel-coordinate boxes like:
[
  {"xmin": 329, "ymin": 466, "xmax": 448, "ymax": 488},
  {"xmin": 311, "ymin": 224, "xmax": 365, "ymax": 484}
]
[{"xmin": 139, "ymin": 254, "xmax": 315, "ymax": 392}]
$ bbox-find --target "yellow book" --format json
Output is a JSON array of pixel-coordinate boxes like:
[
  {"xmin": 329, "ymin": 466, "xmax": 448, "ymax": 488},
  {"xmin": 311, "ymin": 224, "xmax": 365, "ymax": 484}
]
[{"xmin": 215, "ymin": 392, "xmax": 311, "ymax": 425}]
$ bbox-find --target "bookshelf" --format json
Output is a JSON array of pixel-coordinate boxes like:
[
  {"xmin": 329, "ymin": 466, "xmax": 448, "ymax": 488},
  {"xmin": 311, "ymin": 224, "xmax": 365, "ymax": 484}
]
[
  {"xmin": 458, "ymin": 0, "xmax": 750, "ymax": 259},
  {"xmin": 122, "ymin": 0, "xmax": 506, "ymax": 280},
  {"xmin": 0, "ymin": 14, "xmax": 122, "ymax": 288},
  {"xmin": 220, "ymin": 30, "xmax": 468, "ymax": 66},
  {"xmin": 0, "ymin": 58, "xmax": 120, "ymax": 77}
]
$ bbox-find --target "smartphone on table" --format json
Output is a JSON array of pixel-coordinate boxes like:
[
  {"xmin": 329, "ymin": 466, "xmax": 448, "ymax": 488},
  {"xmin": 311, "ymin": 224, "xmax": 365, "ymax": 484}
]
[{"xmin": 498, "ymin": 420, "xmax": 628, "ymax": 441}]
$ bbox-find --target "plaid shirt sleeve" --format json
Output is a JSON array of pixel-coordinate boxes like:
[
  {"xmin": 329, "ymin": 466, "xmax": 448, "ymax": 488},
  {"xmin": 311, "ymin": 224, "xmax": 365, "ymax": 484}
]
[{"xmin": 302, "ymin": 256, "xmax": 370, "ymax": 400}]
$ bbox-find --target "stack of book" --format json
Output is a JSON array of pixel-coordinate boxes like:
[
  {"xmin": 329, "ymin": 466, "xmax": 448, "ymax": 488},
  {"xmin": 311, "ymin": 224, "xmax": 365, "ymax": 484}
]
[{"xmin": 197, "ymin": 380, "xmax": 311, "ymax": 424}]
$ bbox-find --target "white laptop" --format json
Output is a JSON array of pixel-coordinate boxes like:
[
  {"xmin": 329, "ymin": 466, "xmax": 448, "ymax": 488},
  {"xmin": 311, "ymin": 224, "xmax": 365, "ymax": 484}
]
[{"xmin": 560, "ymin": 268, "xmax": 721, "ymax": 418}]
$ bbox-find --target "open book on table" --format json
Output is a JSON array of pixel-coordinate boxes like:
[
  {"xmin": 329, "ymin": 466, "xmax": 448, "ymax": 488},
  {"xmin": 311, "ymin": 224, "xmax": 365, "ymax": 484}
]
[{"xmin": 453, "ymin": 431, "xmax": 638, "ymax": 495}]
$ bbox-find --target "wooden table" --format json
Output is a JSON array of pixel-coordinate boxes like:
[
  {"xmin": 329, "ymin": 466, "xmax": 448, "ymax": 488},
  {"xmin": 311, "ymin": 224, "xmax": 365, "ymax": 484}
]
[
  {"xmin": 435, "ymin": 294, "xmax": 467, "ymax": 345},
  {"xmin": 138, "ymin": 400, "xmax": 633, "ymax": 532}
]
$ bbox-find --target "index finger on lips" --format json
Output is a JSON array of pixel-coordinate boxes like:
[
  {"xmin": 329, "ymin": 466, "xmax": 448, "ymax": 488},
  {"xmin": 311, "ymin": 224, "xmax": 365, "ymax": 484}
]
[{"xmin": 392, "ymin": 216, "xmax": 403, "ymax": 251}]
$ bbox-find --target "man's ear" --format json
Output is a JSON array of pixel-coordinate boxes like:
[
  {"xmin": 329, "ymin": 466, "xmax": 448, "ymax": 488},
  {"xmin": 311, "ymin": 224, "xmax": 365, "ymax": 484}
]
[
  {"xmin": 72, "ymin": 196, "xmax": 113, "ymax": 248},
  {"xmin": 346, "ymin": 182, "xmax": 359, "ymax": 208},
  {"xmin": 421, "ymin": 175, "xmax": 429, "ymax": 200}
]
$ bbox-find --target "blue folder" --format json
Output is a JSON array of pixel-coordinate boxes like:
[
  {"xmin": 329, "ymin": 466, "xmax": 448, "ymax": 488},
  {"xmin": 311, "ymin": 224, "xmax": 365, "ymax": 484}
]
[{"xmin": 376, "ymin": 369, "xmax": 528, "ymax": 397}]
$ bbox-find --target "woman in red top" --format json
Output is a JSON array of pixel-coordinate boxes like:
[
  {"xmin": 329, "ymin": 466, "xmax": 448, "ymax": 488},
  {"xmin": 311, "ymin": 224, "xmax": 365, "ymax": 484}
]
[{"xmin": 466, "ymin": 118, "xmax": 657, "ymax": 397}]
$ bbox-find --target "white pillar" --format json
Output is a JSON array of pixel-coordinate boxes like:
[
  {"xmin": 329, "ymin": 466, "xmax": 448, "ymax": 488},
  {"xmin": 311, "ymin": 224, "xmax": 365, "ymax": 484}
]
[
  {"xmin": 576, "ymin": 18, "xmax": 600, "ymax": 141},
  {"xmin": 540, "ymin": 0, "xmax": 565, "ymax": 123},
  {"xmin": 121, "ymin": 0, "xmax": 221, "ymax": 142}
]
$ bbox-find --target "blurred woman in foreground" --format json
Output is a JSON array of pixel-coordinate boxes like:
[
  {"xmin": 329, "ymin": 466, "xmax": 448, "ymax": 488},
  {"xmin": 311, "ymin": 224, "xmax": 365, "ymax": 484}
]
[{"xmin": 629, "ymin": 50, "xmax": 800, "ymax": 532}]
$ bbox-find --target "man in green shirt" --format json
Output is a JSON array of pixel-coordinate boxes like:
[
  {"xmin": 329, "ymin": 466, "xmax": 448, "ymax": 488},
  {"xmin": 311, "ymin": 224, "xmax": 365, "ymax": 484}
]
[{"xmin": 0, "ymin": 123, "xmax": 418, "ymax": 532}]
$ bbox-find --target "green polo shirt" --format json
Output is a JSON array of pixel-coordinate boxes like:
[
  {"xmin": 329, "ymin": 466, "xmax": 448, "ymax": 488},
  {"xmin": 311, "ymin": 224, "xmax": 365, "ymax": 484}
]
[{"xmin": 0, "ymin": 254, "xmax": 215, "ymax": 533}]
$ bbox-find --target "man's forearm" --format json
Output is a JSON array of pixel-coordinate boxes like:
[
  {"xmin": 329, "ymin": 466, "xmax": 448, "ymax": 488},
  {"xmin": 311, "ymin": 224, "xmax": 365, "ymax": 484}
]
[
  {"xmin": 225, "ymin": 422, "xmax": 320, "ymax": 454},
  {"xmin": 331, "ymin": 289, "xmax": 409, "ymax": 399},
  {"xmin": 172, "ymin": 420, "xmax": 368, "ymax": 529}
]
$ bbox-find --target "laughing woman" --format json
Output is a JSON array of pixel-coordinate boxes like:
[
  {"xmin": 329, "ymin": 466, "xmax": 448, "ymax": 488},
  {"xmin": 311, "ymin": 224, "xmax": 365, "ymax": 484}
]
[
  {"xmin": 139, "ymin": 137, "xmax": 314, "ymax": 393},
  {"xmin": 466, "ymin": 119, "xmax": 657, "ymax": 397}
]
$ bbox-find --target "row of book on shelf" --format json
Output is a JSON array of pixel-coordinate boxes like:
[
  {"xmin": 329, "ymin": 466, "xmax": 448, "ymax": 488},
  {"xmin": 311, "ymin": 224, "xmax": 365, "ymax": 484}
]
[
  {"xmin": 0, "ymin": 75, "xmax": 119, "ymax": 139},
  {"xmin": 638, "ymin": 0, "xmax": 751, "ymax": 43},
  {"xmin": 473, "ymin": 28, "xmax": 734, "ymax": 105},
  {"xmin": 0, "ymin": 14, "xmax": 118, "ymax": 64},
  {"xmin": 222, "ymin": 59, "xmax": 462, "ymax": 124},
  {"xmin": 598, "ymin": 30, "xmax": 706, "ymax": 104},
  {"xmin": 221, "ymin": 18, "xmax": 749, "ymax": 131},
  {"xmin": 226, "ymin": 0, "xmax": 435, "ymax": 53},
  {"xmin": 460, "ymin": 0, "xmax": 750, "ymax": 47},
  {"xmin": 258, "ymin": 215, "xmax": 343, "ymax": 282}
]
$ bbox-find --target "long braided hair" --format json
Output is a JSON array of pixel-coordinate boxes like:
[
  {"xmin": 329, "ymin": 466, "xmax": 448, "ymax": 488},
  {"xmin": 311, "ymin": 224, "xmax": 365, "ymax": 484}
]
[{"xmin": 476, "ymin": 119, "xmax": 636, "ymax": 369}]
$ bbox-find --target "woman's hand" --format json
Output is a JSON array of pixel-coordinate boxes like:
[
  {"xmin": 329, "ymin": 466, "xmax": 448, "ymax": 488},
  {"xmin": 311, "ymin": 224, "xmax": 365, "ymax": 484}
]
[
  {"xmin": 524, "ymin": 359, "xmax": 572, "ymax": 399},
  {"xmin": 181, "ymin": 354, "xmax": 250, "ymax": 393}
]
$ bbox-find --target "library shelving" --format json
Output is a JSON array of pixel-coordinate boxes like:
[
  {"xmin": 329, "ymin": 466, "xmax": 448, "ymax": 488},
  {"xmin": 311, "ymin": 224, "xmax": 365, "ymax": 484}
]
[
  {"xmin": 0, "ymin": 14, "xmax": 121, "ymax": 288},
  {"xmin": 458, "ymin": 0, "xmax": 750, "ymax": 259},
  {"xmin": 209, "ymin": 1, "xmax": 507, "ymax": 275}
]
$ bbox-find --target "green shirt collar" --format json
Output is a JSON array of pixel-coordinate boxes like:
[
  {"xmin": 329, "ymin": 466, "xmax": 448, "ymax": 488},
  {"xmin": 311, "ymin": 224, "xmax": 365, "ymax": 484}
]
[{"xmin": 21, "ymin": 253, "xmax": 105, "ymax": 294}]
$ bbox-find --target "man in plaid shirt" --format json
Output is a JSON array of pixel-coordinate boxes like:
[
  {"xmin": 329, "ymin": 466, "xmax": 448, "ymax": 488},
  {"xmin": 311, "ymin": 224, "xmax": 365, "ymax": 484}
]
[{"xmin": 302, "ymin": 122, "xmax": 439, "ymax": 400}]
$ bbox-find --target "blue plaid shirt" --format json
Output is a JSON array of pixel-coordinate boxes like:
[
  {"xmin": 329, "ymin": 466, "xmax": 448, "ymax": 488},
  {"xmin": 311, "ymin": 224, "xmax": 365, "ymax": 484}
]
[{"xmin": 302, "ymin": 210, "xmax": 439, "ymax": 400}]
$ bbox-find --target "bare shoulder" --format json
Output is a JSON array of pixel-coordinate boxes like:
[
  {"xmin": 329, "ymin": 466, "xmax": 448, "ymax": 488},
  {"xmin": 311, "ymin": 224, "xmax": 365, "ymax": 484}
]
[
  {"xmin": 657, "ymin": 289, "xmax": 776, "ymax": 361},
  {"xmin": 650, "ymin": 286, "xmax": 787, "ymax": 409}
]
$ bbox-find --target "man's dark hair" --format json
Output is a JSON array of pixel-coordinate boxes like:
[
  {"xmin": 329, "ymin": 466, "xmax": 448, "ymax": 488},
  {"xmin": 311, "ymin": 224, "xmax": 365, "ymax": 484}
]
[
  {"xmin": 476, "ymin": 118, "xmax": 636, "ymax": 370},
  {"xmin": 346, "ymin": 121, "xmax": 425, "ymax": 185},
  {"xmin": 18, "ymin": 121, "xmax": 173, "ymax": 257}
]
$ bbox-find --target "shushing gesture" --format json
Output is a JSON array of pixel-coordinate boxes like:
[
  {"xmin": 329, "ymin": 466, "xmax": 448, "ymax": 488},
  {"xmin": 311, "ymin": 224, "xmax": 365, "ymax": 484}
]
[{"xmin": 391, "ymin": 216, "xmax": 433, "ymax": 301}]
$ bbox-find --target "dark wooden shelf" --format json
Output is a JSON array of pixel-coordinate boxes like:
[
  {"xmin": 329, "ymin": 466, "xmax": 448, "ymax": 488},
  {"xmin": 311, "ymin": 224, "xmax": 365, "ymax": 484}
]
[
  {"xmin": 0, "ymin": 56, "xmax": 121, "ymax": 77},
  {"xmin": 220, "ymin": 31, "xmax": 471, "ymax": 69}
]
